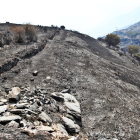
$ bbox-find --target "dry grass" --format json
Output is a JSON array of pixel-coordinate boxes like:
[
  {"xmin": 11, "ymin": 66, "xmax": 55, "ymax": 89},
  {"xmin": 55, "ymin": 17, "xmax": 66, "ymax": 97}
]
[
  {"xmin": 9, "ymin": 26, "xmax": 25, "ymax": 43},
  {"xmin": 23, "ymin": 24, "xmax": 37, "ymax": 42},
  {"xmin": 9, "ymin": 24, "xmax": 37, "ymax": 43}
]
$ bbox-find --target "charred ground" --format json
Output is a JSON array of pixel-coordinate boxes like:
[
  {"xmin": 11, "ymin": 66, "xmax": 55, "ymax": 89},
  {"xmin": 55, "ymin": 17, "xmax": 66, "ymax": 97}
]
[{"xmin": 0, "ymin": 23, "xmax": 140, "ymax": 139}]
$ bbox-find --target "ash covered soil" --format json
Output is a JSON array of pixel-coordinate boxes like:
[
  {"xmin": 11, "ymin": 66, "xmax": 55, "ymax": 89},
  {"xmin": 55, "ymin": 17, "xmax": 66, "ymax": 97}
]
[{"xmin": 0, "ymin": 23, "xmax": 140, "ymax": 140}]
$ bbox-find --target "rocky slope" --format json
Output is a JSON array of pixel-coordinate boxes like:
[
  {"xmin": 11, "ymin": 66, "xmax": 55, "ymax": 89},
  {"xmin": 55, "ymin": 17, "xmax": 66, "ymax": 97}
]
[
  {"xmin": 112, "ymin": 21, "xmax": 140, "ymax": 51},
  {"xmin": 0, "ymin": 23, "xmax": 140, "ymax": 140}
]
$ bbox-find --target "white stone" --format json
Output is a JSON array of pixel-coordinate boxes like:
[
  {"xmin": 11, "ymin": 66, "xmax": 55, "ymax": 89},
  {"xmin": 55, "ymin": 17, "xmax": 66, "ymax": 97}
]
[
  {"xmin": 0, "ymin": 99, "xmax": 8, "ymax": 103},
  {"xmin": 0, "ymin": 115, "xmax": 21, "ymax": 122},
  {"xmin": 0, "ymin": 105, "xmax": 8, "ymax": 114},
  {"xmin": 63, "ymin": 93, "xmax": 79, "ymax": 104},
  {"xmin": 9, "ymin": 87, "xmax": 21, "ymax": 101},
  {"xmin": 36, "ymin": 126, "xmax": 54, "ymax": 132},
  {"xmin": 15, "ymin": 103, "xmax": 28, "ymax": 109},
  {"xmin": 64, "ymin": 102, "xmax": 81, "ymax": 114},
  {"xmin": 57, "ymin": 123, "xmax": 68, "ymax": 135}
]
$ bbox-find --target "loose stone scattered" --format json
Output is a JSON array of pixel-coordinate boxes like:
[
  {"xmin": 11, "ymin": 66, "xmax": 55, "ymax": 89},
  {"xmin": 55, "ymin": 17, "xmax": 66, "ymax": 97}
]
[{"xmin": 0, "ymin": 87, "xmax": 82, "ymax": 139}]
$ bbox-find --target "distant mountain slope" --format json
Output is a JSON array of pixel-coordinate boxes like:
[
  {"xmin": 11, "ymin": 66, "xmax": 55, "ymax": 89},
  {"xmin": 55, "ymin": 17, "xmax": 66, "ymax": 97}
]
[{"xmin": 112, "ymin": 21, "xmax": 140, "ymax": 51}]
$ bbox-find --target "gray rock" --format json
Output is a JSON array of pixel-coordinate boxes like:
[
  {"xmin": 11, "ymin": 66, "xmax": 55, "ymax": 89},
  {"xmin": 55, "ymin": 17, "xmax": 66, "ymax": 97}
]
[
  {"xmin": 29, "ymin": 105, "xmax": 36, "ymax": 111},
  {"xmin": 21, "ymin": 127, "xmax": 38, "ymax": 136},
  {"xmin": 58, "ymin": 105, "xmax": 66, "ymax": 113},
  {"xmin": 15, "ymin": 103, "xmax": 28, "ymax": 109},
  {"xmin": 7, "ymin": 120, "xmax": 19, "ymax": 128},
  {"xmin": 36, "ymin": 125, "xmax": 54, "ymax": 132},
  {"xmin": 62, "ymin": 117, "xmax": 80, "ymax": 133},
  {"xmin": 0, "ymin": 98, "xmax": 8, "ymax": 104},
  {"xmin": 51, "ymin": 92, "xmax": 64, "ymax": 101},
  {"xmin": 45, "ymin": 99, "xmax": 50, "ymax": 104},
  {"xmin": 0, "ymin": 105, "xmax": 8, "ymax": 114},
  {"xmin": 25, "ymin": 109, "xmax": 37, "ymax": 115},
  {"xmin": 34, "ymin": 121, "xmax": 39, "ymax": 126},
  {"xmin": 33, "ymin": 70, "xmax": 38, "ymax": 76},
  {"xmin": 37, "ymin": 100, "xmax": 43, "ymax": 106},
  {"xmin": 23, "ymin": 96, "xmax": 28, "ymax": 100},
  {"xmin": 39, "ymin": 112, "xmax": 52, "ymax": 123},
  {"xmin": 22, "ymin": 100, "xmax": 28, "ymax": 103},
  {"xmin": 20, "ymin": 119, "xmax": 27, "ymax": 127},
  {"xmin": 0, "ymin": 102, "xmax": 3, "ymax": 106},
  {"xmin": 0, "ymin": 115, "xmax": 21, "ymax": 122},
  {"xmin": 66, "ymin": 114, "xmax": 75, "ymax": 121},
  {"xmin": 46, "ymin": 76, "xmax": 51, "ymax": 80},
  {"xmin": 57, "ymin": 123, "xmax": 68, "ymax": 135},
  {"xmin": 26, "ymin": 114, "xmax": 31, "ymax": 119},
  {"xmin": 9, "ymin": 104, "xmax": 16, "ymax": 109},
  {"xmin": 29, "ymin": 97, "xmax": 34, "ymax": 101},
  {"xmin": 38, "ymin": 106, "xmax": 43, "ymax": 112},
  {"xmin": 61, "ymin": 89, "xmax": 71, "ymax": 93},
  {"xmin": 9, "ymin": 87, "xmax": 21, "ymax": 101},
  {"xmin": 10, "ymin": 109, "xmax": 25, "ymax": 114},
  {"xmin": 64, "ymin": 102, "xmax": 81, "ymax": 119},
  {"xmin": 63, "ymin": 93, "xmax": 78, "ymax": 103},
  {"xmin": 51, "ymin": 92, "xmax": 79, "ymax": 104},
  {"xmin": 2, "ymin": 112, "xmax": 10, "ymax": 117},
  {"xmin": 74, "ymin": 124, "xmax": 80, "ymax": 133},
  {"xmin": 26, "ymin": 121, "xmax": 34, "ymax": 129}
]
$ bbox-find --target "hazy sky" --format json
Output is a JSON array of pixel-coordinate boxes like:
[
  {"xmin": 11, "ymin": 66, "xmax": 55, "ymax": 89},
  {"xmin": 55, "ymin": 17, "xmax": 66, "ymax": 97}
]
[{"xmin": 1, "ymin": 0, "xmax": 140, "ymax": 38}]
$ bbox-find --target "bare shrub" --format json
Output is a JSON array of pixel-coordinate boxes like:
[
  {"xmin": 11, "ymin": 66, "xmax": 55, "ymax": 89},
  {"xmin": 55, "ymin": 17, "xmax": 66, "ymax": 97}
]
[
  {"xmin": 126, "ymin": 45, "xmax": 139, "ymax": 56},
  {"xmin": 9, "ymin": 26, "xmax": 25, "ymax": 43},
  {"xmin": 0, "ymin": 31, "xmax": 13, "ymax": 47},
  {"xmin": 9, "ymin": 24, "xmax": 37, "ymax": 43},
  {"xmin": 23, "ymin": 24, "xmax": 37, "ymax": 42}
]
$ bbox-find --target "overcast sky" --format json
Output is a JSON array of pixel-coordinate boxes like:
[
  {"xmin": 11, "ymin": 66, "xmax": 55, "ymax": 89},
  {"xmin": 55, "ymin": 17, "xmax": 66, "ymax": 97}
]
[{"xmin": 1, "ymin": 0, "xmax": 140, "ymax": 38}]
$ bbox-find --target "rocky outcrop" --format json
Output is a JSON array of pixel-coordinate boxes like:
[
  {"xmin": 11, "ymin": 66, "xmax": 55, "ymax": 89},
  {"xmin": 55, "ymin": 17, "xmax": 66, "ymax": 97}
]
[{"xmin": 0, "ymin": 87, "xmax": 82, "ymax": 139}]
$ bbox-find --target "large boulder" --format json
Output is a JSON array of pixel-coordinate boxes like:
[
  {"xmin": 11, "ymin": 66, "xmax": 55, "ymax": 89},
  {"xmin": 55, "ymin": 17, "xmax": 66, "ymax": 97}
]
[{"xmin": 9, "ymin": 87, "xmax": 21, "ymax": 101}]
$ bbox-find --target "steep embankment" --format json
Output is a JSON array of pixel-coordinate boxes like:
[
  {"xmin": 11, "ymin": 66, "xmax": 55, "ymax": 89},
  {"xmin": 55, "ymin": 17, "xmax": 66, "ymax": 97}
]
[{"xmin": 0, "ymin": 24, "xmax": 140, "ymax": 139}]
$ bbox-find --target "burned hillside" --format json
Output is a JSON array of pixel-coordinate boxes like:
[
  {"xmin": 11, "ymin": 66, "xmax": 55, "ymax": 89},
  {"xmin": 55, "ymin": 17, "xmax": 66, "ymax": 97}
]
[{"xmin": 0, "ymin": 23, "xmax": 140, "ymax": 140}]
